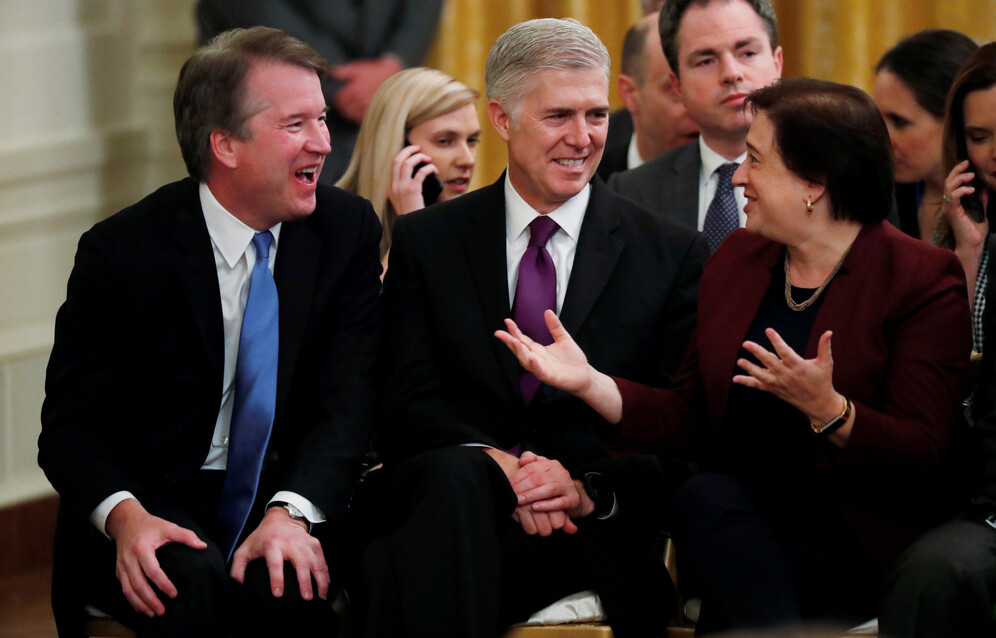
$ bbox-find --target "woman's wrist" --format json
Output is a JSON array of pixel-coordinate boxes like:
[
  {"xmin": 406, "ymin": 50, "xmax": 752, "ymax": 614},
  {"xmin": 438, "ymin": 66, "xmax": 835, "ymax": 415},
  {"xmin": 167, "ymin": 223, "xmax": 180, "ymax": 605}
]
[{"xmin": 808, "ymin": 391, "xmax": 845, "ymax": 427}]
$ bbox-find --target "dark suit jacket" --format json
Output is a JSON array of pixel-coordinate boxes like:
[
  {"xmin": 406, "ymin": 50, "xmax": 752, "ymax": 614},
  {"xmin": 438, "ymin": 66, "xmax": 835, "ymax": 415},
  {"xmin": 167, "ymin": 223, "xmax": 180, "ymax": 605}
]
[
  {"xmin": 596, "ymin": 110, "xmax": 634, "ymax": 182},
  {"xmin": 377, "ymin": 175, "xmax": 707, "ymax": 496},
  {"xmin": 966, "ymin": 235, "xmax": 996, "ymax": 509},
  {"xmin": 608, "ymin": 222, "xmax": 973, "ymax": 566},
  {"xmin": 40, "ymin": 177, "xmax": 382, "ymax": 526},
  {"xmin": 607, "ymin": 141, "xmax": 701, "ymax": 231}
]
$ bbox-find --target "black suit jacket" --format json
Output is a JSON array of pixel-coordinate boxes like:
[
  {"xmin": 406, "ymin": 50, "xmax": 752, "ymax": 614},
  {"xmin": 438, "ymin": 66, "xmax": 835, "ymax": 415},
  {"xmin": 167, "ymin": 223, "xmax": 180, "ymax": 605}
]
[
  {"xmin": 596, "ymin": 110, "xmax": 634, "ymax": 182},
  {"xmin": 377, "ymin": 175, "xmax": 706, "ymax": 494},
  {"xmin": 607, "ymin": 141, "xmax": 701, "ymax": 231},
  {"xmin": 39, "ymin": 178, "xmax": 382, "ymax": 525}
]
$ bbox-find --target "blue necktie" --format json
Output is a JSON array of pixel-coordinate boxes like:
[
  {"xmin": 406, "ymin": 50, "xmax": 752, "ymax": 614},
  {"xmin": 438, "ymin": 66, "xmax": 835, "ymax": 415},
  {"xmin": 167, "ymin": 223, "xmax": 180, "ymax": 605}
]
[
  {"xmin": 218, "ymin": 231, "xmax": 279, "ymax": 558},
  {"xmin": 703, "ymin": 162, "xmax": 740, "ymax": 253}
]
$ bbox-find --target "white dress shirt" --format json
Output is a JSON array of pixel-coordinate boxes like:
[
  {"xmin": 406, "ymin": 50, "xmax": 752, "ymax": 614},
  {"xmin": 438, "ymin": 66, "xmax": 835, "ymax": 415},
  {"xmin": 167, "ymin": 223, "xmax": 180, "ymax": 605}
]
[
  {"xmin": 696, "ymin": 137, "xmax": 748, "ymax": 232},
  {"xmin": 504, "ymin": 174, "xmax": 589, "ymax": 312},
  {"xmin": 626, "ymin": 133, "xmax": 645, "ymax": 171},
  {"xmin": 90, "ymin": 183, "xmax": 323, "ymax": 535}
]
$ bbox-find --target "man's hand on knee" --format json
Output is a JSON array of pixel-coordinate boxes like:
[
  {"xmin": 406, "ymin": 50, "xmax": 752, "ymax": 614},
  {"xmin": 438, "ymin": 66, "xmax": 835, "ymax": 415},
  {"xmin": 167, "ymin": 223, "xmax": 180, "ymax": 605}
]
[
  {"xmin": 230, "ymin": 506, "xmax": 329, "ymax": 602},
  {"xmin": 105, "ymin": 498, "xmax": 208, "ymax": 617}
]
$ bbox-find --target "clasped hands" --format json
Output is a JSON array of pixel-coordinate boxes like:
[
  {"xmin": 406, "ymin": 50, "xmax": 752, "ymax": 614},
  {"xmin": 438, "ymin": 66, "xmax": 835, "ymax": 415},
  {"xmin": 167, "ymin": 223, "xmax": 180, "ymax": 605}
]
[
  {"xmin": 106, "ymin": 498, "xmax": 328, "ymax": 618},
  {"xmin": 485, "ymin": 448, "xmax": 594, "ymax": 537}
]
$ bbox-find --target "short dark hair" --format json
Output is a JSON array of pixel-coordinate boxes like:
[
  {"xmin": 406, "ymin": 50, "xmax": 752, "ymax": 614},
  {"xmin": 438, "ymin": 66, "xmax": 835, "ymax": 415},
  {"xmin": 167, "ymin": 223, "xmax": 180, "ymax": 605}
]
[
  {"xmin": 943, "ymin": 43, "xmax": 996, "ymax": 175},
  {"xmin": 876, "ymin": 29, "xmax": 978, "ymax": 119},
  {"xmin": 173, "ymin": 26, "xmax": 327, "ymax": 182},
  {"xmin": 747, "ymin": 78, "xmax": 894, "ymax": 224},
  {"xmin": 621, "ymin": 18, "xmax": 654, "ymax": 83},
  {"xmin": 659, "ymin": 0, "xmax": 778, "ymax": 78}
]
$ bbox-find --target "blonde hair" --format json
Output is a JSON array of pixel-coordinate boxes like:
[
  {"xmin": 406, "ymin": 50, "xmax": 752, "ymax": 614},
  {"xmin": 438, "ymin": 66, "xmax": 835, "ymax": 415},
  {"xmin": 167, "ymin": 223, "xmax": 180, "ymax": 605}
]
[{"xmin": 337, "ymin": 67, "xmax": 478, "ymax": 257}]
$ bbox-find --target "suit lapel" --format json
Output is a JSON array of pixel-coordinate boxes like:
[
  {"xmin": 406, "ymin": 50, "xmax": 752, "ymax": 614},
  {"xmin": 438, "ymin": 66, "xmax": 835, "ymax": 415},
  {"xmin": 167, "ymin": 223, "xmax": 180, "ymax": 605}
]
[
  {"xmin": 560, "ymin": 181, "xmax": 625, "ymax": 336},
  {"xmin": 670, "ymin": 143, "xmax": 702, "ymax": 231},
  {"xmin": 273, "ymin": 219, "xmax": 319, "ymax": 415},
  {"xmin": 171, "ymin": 182, "xmax": 224, "ymax": 386},
  {"xmin": 459, "ymin": 178, "xmax": 522, "ymax": 401}
]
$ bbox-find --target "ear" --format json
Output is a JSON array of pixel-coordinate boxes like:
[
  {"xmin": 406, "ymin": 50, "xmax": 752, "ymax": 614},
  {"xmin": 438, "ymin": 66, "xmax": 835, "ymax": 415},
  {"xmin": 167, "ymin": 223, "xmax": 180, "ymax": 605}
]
[
  {"xmin": 210, "ymin": 129, "xmax": 239, "ymax": 170},
  {"xmin": 488, "ymin": 99, "xmax": 512, "ymax": 143},
  {"xmin": 670, "ymin": 69, "xmax": 683, "ymax": 100},
  {"xmin": 807, "ymin": 182, "xmax": 827, "ymax": 207},
  {"xmin": 618, "ymin": 74, "xmax": 640, "ymax": 114},
  {"xmin": 772, "ymin": 45, "xmax": 784, "ymax": 79}
]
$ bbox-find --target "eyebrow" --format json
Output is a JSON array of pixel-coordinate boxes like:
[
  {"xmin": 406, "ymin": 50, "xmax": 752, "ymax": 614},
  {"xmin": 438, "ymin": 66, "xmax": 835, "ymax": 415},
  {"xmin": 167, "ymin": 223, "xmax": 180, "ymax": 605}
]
[
  {"xmin": 688, "ymin": 36, "xmax": 763, "ymax": 59},
  {"xmin": 282, "ymin": 106, "xmax": 330, "ymax": 121},
  {"xmin": 745, "ymin": 140, "xmax": 760, "ymax": 155}
]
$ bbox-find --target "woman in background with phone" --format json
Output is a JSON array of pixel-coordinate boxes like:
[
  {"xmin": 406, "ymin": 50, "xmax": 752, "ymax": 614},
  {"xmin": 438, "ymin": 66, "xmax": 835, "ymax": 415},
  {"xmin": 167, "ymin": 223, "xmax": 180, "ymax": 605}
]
[
  {"xmin": 338, "ymin": 67, "xmax": 480, "ymax": 276},
  {"xmin": 939, "ymin": 43, "xmax": 996, "ymax": 355},
  {"xmin": 873, "ymin": 30, "xmax": 977, "ymax": 240}
]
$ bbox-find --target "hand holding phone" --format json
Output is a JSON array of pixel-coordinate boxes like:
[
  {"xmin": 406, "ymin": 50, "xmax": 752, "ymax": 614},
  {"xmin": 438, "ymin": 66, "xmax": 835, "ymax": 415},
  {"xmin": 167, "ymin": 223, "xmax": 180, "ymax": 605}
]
[{"xmin": 389, "ymin": 143, "xmax": 442, "ymax": 215}]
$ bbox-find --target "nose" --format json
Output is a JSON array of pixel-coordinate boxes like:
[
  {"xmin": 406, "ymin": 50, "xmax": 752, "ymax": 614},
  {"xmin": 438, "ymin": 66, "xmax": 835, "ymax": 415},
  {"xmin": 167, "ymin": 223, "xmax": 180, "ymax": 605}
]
[
  {"xmin": 718, "ymin": 52, "xmax": 744, "ymax": 86},
  {"xmin": 564, "ymin": 115, "xmax": 592, "ymax": 149},
  {"xmin": 306, "ymin": 120, "xmax": 332, "ymax": 155},
  {"xmin": 731, "ymin": 161, "xmax": 748, "ymax": 187},
  {"xmin": 455, "ymin": 140, "xmax": 476, "ymax": 168}
]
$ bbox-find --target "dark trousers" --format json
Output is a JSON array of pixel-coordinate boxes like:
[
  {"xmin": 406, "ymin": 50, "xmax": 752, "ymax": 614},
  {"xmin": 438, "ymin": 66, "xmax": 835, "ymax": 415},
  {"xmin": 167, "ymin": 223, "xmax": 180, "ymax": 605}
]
[
  {"xmin": 671, "ymin": 472, "xmax": 881, "ymax": 636},
  {"xmin": 62, "ymin": 471, "xmax": 337, "ymax": 638},
  {"xmin": 879, "ymin": 517, "xmax": 996, "ymax": 638},
  {"xmin": 349, "ymin": 446, "xmax": 673, "ymax": 638}
]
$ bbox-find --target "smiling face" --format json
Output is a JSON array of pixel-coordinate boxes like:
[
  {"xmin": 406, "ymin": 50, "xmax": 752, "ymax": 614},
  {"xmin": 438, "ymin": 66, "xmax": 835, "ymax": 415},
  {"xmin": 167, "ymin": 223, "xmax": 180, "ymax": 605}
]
[
  {"xmin": 963, "ymin": 85, "xmax": 996, "ymax": 193},
  {"xmin": 490, "ymin": 67, "xmax": 609, "ymax": 213},
  {"xmin": 733, "ymin": 112, "xmax": 817, "ymax": 243},
  {"xmin": 873, "ymin": 70, "xmax": 945, "ymax": 185},
  {"xmin": 220, "ymin": 59, "xmax": 331, "ymax": 228},
  {"xmin": 406, "ymin": 103, "xmax": 481, "ymax": 202},
  {"xmin": 673, "ymin": 0, "xmax": 782, "ymax": 151}
]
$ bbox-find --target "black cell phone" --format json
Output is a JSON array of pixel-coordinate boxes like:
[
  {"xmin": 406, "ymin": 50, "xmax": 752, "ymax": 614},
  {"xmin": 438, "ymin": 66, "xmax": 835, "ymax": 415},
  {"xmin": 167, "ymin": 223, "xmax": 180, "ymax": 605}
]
[
  {"xmin": 404, "ymin": 138, "xmax": 443, "ymax": 206},
  {"xmin": 963, "ymin": 172, "xmax": 988, "ymax": 223}
]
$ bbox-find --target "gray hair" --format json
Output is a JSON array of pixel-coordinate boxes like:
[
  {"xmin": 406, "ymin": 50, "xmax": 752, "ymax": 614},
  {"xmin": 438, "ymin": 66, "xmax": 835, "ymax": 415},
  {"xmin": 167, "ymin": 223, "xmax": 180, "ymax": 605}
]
[{"xmin": 485, "ymin": 18, "xmax": 609, "ymax": 117}]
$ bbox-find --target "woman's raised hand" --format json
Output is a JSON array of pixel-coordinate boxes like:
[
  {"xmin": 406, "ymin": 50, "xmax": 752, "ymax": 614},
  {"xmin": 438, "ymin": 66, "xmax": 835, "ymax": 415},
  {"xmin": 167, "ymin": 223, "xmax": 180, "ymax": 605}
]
[
  {"xmin": 942, "ymin": 159, "xmax": 989, "ymax": 249},
  {"xmin": 495, "ymin": 310, "xmax": 593, "ymax": 396}
]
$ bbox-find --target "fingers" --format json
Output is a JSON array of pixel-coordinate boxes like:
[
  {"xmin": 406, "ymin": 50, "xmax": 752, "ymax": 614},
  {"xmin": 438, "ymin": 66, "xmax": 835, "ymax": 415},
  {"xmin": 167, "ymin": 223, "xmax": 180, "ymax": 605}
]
[
  {"xmin": 311, "ymin": 542, "xmax": 331, "ymax": 601},
  {"xmin": 544, "ymin": 310, "xmax": 569, "ymax": 341},
  {"xmin": 169, "ymin": 525, "xmax": 208, "ymax": 550},
  {"xmin": 530, "ymin": 494, "xmax": 576, "ymax": 512},
  {"xmin": 137, "ymin": 549, "xmax": 177, "ymax": 600},
  {"xmin": 816, "ymin": 331, "xmax": 833, "ymax": 366},
  {"xmin": 118, "ymin": 549, "xmax": 165, "ymax": 617},
  {"xmin": 265, "ymin": 548, "xmax": 286, "ymax": 598},
  {"xmin": 230, "ymin": 546, "xmax": 249, "ymax": 584},
  {"xmin": 763, "ymin": 328, "xmax": 799, "ymax": 363}
]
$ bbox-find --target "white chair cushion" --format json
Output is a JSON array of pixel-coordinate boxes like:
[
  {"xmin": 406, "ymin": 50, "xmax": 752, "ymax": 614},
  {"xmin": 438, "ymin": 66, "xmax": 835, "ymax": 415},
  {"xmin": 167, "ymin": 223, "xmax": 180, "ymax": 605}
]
[{"xmin": 516, "ymin": 590, "xmax": 606, "ymax": 626}]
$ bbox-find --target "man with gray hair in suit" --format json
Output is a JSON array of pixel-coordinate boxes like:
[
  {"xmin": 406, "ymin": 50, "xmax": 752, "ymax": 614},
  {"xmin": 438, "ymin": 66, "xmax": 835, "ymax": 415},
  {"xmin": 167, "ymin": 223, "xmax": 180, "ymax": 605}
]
[{"xmin": 351, "ymin": 16, "xmax": 706, "ymax": 638}]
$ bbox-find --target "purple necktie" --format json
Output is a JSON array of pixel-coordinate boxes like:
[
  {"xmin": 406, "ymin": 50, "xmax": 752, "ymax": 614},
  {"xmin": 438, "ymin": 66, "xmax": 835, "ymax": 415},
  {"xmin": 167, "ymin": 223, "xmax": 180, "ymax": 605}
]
[
  {"xmin": 512, "ymin": 215, "xmax": 559, "ymax": 405},
  {"xmin": 703, "ymin": 162, "xmax": 740, "ymax": 253}
]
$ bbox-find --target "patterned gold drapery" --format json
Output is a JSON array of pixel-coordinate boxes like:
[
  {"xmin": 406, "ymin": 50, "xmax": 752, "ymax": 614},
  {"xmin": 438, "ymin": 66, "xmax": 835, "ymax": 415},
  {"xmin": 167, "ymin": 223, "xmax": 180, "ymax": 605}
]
[{"xmin": 424, "ymin": 0, "xmax": 996, "ymax": 188}]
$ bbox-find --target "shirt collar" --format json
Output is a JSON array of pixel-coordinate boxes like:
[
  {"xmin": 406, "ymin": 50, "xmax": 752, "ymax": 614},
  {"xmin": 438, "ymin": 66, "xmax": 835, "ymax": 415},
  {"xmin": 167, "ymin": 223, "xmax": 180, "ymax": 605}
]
[
  {"xmin": 627, "ymin": 133, "xmax": 645, "ymax": 171},
  {"xmin": 504, "ymin": 172, "xmax": 589, "ymax": 244},
  {"xmin": 699, "ymin": 137, "xmax": 747, "ymax": 180},
  {"xmin": 199, "ymin": 182, "xmax": 282, "ymax": 268}
]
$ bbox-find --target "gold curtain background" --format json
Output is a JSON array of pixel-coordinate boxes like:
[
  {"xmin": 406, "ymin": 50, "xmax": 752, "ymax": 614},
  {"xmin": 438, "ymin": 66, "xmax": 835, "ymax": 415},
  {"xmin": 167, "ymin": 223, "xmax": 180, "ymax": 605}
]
[{"xmin": 422, "ymin": 0, "xmax": 996, "ymax": 190}]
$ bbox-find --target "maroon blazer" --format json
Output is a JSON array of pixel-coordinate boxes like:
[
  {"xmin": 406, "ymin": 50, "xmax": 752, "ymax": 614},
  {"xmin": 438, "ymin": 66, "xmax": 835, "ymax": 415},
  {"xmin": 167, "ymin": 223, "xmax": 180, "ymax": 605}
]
[{"xmin": 609, "ymin": 222, "xmax": 973, "ymax": 566}]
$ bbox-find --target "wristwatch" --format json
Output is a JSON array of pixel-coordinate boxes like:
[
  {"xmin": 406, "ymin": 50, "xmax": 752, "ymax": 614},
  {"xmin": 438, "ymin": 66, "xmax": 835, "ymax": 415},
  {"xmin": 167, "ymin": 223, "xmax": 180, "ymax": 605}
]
[
  {"xmin": 269, "ymin": 501, "xmax": 311, "ymax": 532},
  {"xmin": 581, "ymin": 472, "xmax": 615, "ymax": 519},
  {"xmin": 811, "ymin": 396, "xmax": 852, "ymax": 436}
]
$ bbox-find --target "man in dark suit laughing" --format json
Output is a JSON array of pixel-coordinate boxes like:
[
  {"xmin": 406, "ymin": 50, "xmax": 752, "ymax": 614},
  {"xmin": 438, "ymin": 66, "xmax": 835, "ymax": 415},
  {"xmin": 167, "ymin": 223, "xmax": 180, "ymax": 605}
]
[{"xmin": 39, "ymin": 27, "xmax": 381, "ymax": 637}]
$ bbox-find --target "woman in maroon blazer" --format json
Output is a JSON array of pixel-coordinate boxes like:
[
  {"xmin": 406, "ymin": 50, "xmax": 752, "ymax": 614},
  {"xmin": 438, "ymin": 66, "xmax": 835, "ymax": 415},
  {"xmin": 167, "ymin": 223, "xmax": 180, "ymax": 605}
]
[{"xmin": 497, "ymin": 79, "xmax": 973, "ymax": 635}]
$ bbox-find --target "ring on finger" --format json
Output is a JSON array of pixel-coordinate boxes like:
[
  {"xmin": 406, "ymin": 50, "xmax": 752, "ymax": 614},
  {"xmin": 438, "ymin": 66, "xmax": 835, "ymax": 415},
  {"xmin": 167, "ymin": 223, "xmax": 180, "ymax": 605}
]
[{"xmin": 942, "ymin": 194, "xmax": 952, "ymax": 203}]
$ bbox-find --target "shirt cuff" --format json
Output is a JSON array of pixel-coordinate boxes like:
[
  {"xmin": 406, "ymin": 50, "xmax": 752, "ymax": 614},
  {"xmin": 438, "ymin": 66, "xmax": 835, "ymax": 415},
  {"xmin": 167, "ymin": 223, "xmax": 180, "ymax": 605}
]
[
  {"xmin": 91, "ymin": 491, "xmax": 138, "ymax": 538},
  {"xmin": 268, "ymin": 491, "xmax": 326, "ymax": 525}
]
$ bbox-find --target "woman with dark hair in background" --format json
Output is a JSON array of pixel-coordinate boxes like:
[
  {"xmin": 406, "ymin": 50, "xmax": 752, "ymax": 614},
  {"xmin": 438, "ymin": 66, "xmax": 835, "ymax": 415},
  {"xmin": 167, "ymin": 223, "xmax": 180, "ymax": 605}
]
[
  {"xmin": 880, "ymin": 43, "xmax": 996, "ymax": 638},
  {"xmin": 938, "ymin": 43, "xmax": 996, "ymax": 356},
  {"xmin": 497, "ymin": 78, "xmax": 972, "ymax": 635},
  {"xmin": 874, "ymin": 29, "xmax": 978, "ymax": 240}
]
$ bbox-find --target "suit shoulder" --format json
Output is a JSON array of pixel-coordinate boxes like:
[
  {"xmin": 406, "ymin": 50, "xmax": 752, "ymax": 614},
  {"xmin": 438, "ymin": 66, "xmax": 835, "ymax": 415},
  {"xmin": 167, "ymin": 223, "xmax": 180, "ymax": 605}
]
[
  {"xmin": 604, "ymin": 186, "xmax": 701, "ymax": 247},
  {"xmin": 608, "ymin": 142, "xmax": 697, "ymax": 193},
  {"xmin": 88, "ymin": 179, "xmax": 199, "ymax": 239}
]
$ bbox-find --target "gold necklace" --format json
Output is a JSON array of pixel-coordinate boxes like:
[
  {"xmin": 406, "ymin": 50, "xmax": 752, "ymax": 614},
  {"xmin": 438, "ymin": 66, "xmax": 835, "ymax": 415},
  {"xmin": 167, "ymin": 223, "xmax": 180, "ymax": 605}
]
[{"xmin": 783, "ymin": 243, "xmax": 853, "ymax": 311}]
